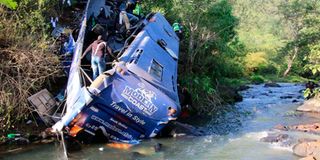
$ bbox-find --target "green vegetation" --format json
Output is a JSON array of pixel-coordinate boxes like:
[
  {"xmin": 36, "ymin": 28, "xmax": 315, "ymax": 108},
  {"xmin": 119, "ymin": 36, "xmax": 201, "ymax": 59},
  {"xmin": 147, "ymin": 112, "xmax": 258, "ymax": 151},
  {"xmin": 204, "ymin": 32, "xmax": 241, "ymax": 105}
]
[
  {"xmin": 142, "ymin": 0, "xmax": 246, "ymax": 111},
  {"xmin": 142, "ymin": 0, "xmax": 320, "ymax": 110},
  {"xmin": 0, "ymin": 0, "xmax": 17, "ymax": 9},
  {"xmin": 303, "ymin": 88, "xmax": 320, "ymax": 99},
  {"xmin": 0, "ymin": 0, "xmax": 62, "ymax": 130}
]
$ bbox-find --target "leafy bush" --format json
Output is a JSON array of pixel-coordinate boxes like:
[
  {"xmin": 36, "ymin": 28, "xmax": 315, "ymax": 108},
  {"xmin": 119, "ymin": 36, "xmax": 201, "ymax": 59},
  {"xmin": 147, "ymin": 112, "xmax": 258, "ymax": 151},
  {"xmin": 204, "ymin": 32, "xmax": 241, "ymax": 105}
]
[
  {"xmin": 244, "ymin": 52, "xmax": 267, "ymax": 73},
  {"xmin": 0, "ymin": 0, "xmax": 17, "ymax": 9},
  {"xmin": 303, "ymin": 88, "xmax": 320, "ymax": 99},
  {"xmin": 256, "ymin": 63, "xmax": 278, "ymax": 75},
  {"xmin": 250, "ymin": 75, "xmax": 265, "ymax": 84},
  {"xmin": 179, "ymin": 74, "xmax": 224, "ymax": 114}
]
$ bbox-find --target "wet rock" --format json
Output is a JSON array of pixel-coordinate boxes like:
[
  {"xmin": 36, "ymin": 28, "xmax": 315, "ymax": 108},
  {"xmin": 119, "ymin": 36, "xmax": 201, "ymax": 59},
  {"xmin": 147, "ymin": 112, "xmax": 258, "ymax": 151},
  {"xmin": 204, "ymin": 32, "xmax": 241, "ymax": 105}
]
[
  {"xmin": 6, "ymin": 137, "xmax": 30, "ymax": 145},
  {"xmin": 131, "ymin": 151, "xmax": 146, "ymax": 158},
  {"xmin": 298, "ymin": 138, "xmax": 318, "ymax": 143},
  {"xmin": 283, "ymin": 111, "xmax": 303, "ymax": 118},
  {"xmin": 40, "ymin": 139, "xmax": 55, "ymax": 144},
  {"xmin": 65, "ymin": 138, "xmax": 82, "ymax": 152},
  {"xmin": 299, "ymin": 156, "xmax": 317, "ymax": 160},
  {"xmin": 275, "ymin": 123, "xmax": 320, "ymax": 134},
  {"xmin": 280, "ymin": 95, "xmax": 293, "ymax": 99},
  {"xmin": 28, "ymin": 135, "xmax": 41, "ymax": 142},
  {"xmin": 16, "ymin": 137, "xmax": 30, "ymax": 145},
  {"xmin": 154, "ymin": 143, "xmax": 163, "ymax": 152},
  {"xmin": 260, "ymin": 133, "xmax": 289, "ymax": 143},
  {"xmin": 237, "ymin": 85, "xmax": 250, "ymax": 91},
  {"xmin": 274, "ymin": 124, "xmax": 289, "ymax": 131},
  {"xmin": 297, "ymin": 98, "xmax": 320, "ymax": 113},
  {"xmin": 158, "ymin": 121, "xmax": 206, "ymax": 137},
  {"xmin": 264, "ymin": 82, "xmax": 281, "ymax": 87},
  {"xmin": 293, "ymin": 141, "xmax": 320, "ymax": 157},
  {"xmin": 292, "ymin": 99, "xmax": 299, "ymax": 103},
  {"xmin": 293, "ymin": 123, "xmax": 320, "ymax": 134}
]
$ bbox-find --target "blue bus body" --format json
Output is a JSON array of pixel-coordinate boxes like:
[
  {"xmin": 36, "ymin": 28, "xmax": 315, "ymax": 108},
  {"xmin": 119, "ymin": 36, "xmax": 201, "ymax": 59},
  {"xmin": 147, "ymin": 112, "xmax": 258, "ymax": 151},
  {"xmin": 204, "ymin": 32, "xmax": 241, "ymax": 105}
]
[{"xmin": 52, "ymin": 0, "xmax": 180, "ymax": 144}]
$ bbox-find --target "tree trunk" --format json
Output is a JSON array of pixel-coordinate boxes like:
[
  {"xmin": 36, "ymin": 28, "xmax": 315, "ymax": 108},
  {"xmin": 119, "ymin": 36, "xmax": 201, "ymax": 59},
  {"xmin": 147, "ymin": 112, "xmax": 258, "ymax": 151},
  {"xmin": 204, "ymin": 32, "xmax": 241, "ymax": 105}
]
[
  {"xmin": 283, "ymin": 46, "xmax": 298, "ymax": 77},
  {"xmin": 187, "ymin": 29, "xmax": 194, "ymax": 72},
  {"xmin": 187, "ymin": 22, "xmax": 197, "ymax": 72}
]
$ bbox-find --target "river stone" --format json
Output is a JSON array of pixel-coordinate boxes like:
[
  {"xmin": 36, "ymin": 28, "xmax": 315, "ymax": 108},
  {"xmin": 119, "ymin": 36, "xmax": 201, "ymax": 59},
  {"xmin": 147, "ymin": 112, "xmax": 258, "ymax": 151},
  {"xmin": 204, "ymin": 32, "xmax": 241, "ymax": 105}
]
[
  {"xmin": 154, "ymin": 143, "xmax": 163, "ymax": 152},
  {"xmin": 298, "ymin": 138, "xmax": 318, "ymax": 143},
  {"xmin": 297, "ymin": 98, "xmax": 320, "ymax": 113},
  {"xmin": 274, "ymin": 123, "xmax": 320, "ymax": 134},
  {"xmin": 274, "ymin": 124, "xmax": 289, "ymax": 131},
  {"xmin": 158, "ymin": 121, "xmax": 206, "ymax": 137},
  {"xmin": 260, "ymin": 133, "xmax": 289, "ymax": 143},
  {"xmin": 293, "ymin": 141, "xmax": 320, "ymax": 157},
  {"xmin": 299, "ymin": 156, "xmax": 316, "ymax": 160},
  {"xmin": 237, "ymin": 85, "xmax": 250, "ymax": 91},
  {"xmin": 264, "ymin": 82, "xmax": 281, "ymax": 87},
  {"xmin": 292, "ymin": 99, "xmax": 299, "ymax": 103},
  {"xmin": 280, "ymin": 95, "xmax": 293, "ymax": 99}
]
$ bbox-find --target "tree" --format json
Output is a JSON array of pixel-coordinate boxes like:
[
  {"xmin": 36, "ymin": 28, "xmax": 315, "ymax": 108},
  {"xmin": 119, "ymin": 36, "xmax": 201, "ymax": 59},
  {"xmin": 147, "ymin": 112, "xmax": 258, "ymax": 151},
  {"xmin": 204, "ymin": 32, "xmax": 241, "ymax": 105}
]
[
  {"xmin": 141, "ymin": 0, "xmax": 244, "ymax": 111},
  {"xmin": 279, "ymin": 0, "xmax": 320, "ymax": 77}
]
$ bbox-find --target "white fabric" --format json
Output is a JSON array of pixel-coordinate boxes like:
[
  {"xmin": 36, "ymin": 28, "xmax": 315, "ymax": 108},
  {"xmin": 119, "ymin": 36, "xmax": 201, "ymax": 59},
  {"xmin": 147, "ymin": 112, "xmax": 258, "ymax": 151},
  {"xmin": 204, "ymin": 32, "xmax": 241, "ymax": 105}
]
[{"xmin": 94, "ymin": 42, "xmax": 106, "ymax": 55}]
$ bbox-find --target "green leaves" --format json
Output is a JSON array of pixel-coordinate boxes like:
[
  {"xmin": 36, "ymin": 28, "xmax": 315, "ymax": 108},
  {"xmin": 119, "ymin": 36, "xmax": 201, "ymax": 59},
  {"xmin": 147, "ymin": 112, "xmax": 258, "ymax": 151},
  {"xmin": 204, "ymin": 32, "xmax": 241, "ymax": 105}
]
[
  {"xmin": 277, "ymin": 0, "xmax": 320, "ymax": 77},
  {"xmin": 303, "ymin": 88, "xmax": 320, "ymax": 99},
  {"xmin": 0, "ymin": 0, "xmax": 17, "ymax": 9}
]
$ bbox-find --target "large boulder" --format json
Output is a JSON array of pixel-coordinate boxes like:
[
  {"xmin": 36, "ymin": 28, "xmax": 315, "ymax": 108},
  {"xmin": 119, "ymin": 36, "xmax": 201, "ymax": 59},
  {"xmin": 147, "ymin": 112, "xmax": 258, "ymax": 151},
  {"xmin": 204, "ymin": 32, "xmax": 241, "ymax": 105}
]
[
  {"xmin": 260, "ymin": 133, "xmax": 295, "ymax": 147},
  {"xmin": 293, "ymin": 140, "xmax": 320, "ymax": 158},
  {"xmin": 158, "ymin": 121, "xmax": 206, "ymax": 137},
  {"xmin": 297, "ymin": 98, "xmax": 320, "ymax": 113},
  {"xmin": 264, "ymin": 82, "xmax": 281, "ymax": 87},
  {"xmin": 274, "ymin": 123, "xmax": 320, "ymax": 134}
]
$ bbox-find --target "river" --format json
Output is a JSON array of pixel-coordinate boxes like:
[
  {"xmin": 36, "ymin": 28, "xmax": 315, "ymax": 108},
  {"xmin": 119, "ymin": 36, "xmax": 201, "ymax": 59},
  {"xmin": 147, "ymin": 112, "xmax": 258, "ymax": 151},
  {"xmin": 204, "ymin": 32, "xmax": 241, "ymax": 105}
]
[{"xmin": 3, "ymin": 83, "xmax": 320, "ymax": 160}]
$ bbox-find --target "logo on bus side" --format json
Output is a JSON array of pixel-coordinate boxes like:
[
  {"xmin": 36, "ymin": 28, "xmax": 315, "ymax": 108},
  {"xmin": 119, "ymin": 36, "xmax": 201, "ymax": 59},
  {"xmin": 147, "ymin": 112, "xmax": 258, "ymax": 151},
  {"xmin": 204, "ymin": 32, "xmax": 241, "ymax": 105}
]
[{"xmin": 121, "ymin": 84, "xmax": 158, "ymax": 116}]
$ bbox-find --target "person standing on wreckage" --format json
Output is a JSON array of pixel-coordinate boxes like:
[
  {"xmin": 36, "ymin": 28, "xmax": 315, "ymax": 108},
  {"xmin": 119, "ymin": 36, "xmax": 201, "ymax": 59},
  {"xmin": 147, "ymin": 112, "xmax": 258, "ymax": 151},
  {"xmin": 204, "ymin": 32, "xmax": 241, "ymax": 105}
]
[
  {"xmin": 82, "ymin": 35, "xmax": 112, "ymax": 80},
  {"xmin": 118, "ymin": 0, "xmax": 139, "ymax": 32}
]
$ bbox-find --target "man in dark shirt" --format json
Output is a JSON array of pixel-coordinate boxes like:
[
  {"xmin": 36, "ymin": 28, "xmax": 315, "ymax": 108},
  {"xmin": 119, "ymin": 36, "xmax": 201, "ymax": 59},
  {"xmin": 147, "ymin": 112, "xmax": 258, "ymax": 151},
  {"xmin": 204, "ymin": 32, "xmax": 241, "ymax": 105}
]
[{"xmin": 82, "ymin": 35, "xmax": 112, "ymax": 80}]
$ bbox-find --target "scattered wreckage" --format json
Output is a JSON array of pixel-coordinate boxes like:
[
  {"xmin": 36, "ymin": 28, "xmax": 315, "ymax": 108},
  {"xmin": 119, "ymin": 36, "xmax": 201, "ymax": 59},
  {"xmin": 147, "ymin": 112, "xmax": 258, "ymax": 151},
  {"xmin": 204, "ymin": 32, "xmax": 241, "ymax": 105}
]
[{"xmin": 36, "ymin": 0, "xmax": 182, "ymax": 144}]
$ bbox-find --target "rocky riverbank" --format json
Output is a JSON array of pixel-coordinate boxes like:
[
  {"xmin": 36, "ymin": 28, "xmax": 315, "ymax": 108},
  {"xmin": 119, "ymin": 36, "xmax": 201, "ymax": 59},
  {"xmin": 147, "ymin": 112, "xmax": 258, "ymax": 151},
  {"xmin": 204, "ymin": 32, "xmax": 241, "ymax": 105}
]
[
  {"xmin": 261, "ymin": 97, "xmax": 320, "ymax": 160},
  {"xmin": 1, "ymin": 82, "xmax": 315, "ymax": 160}
]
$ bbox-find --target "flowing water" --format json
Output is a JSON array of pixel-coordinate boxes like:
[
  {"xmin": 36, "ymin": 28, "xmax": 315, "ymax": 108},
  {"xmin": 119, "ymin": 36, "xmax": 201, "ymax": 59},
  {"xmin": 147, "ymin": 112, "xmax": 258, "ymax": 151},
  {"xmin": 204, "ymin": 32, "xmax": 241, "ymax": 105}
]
[{"xmin": 2, "ymin": 83, "xmax": 320, "ymax": 160}]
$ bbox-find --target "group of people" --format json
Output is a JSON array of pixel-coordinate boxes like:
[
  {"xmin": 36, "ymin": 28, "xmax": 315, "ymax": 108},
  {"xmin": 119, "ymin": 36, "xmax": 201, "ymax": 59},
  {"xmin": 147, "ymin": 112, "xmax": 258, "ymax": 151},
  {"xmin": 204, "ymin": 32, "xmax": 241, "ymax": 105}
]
[
  {"xmin": 80, "ymin": 0, "xmax": 191, "ymax": 116},
  {"xmin": 83, "ymin": 0, "xmax": 143, "ymax": 80},
  {"xmin": 82, "ymin": 0, "xmax": 184, "ymax": 80}
]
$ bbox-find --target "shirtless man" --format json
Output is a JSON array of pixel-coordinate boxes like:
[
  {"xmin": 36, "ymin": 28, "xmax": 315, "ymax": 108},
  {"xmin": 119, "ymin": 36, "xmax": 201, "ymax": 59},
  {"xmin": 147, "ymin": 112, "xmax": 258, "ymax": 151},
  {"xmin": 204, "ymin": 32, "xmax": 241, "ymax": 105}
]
[{"xmin": 82, "ymin": 35, "xmax": 112, "ymax": 79}]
